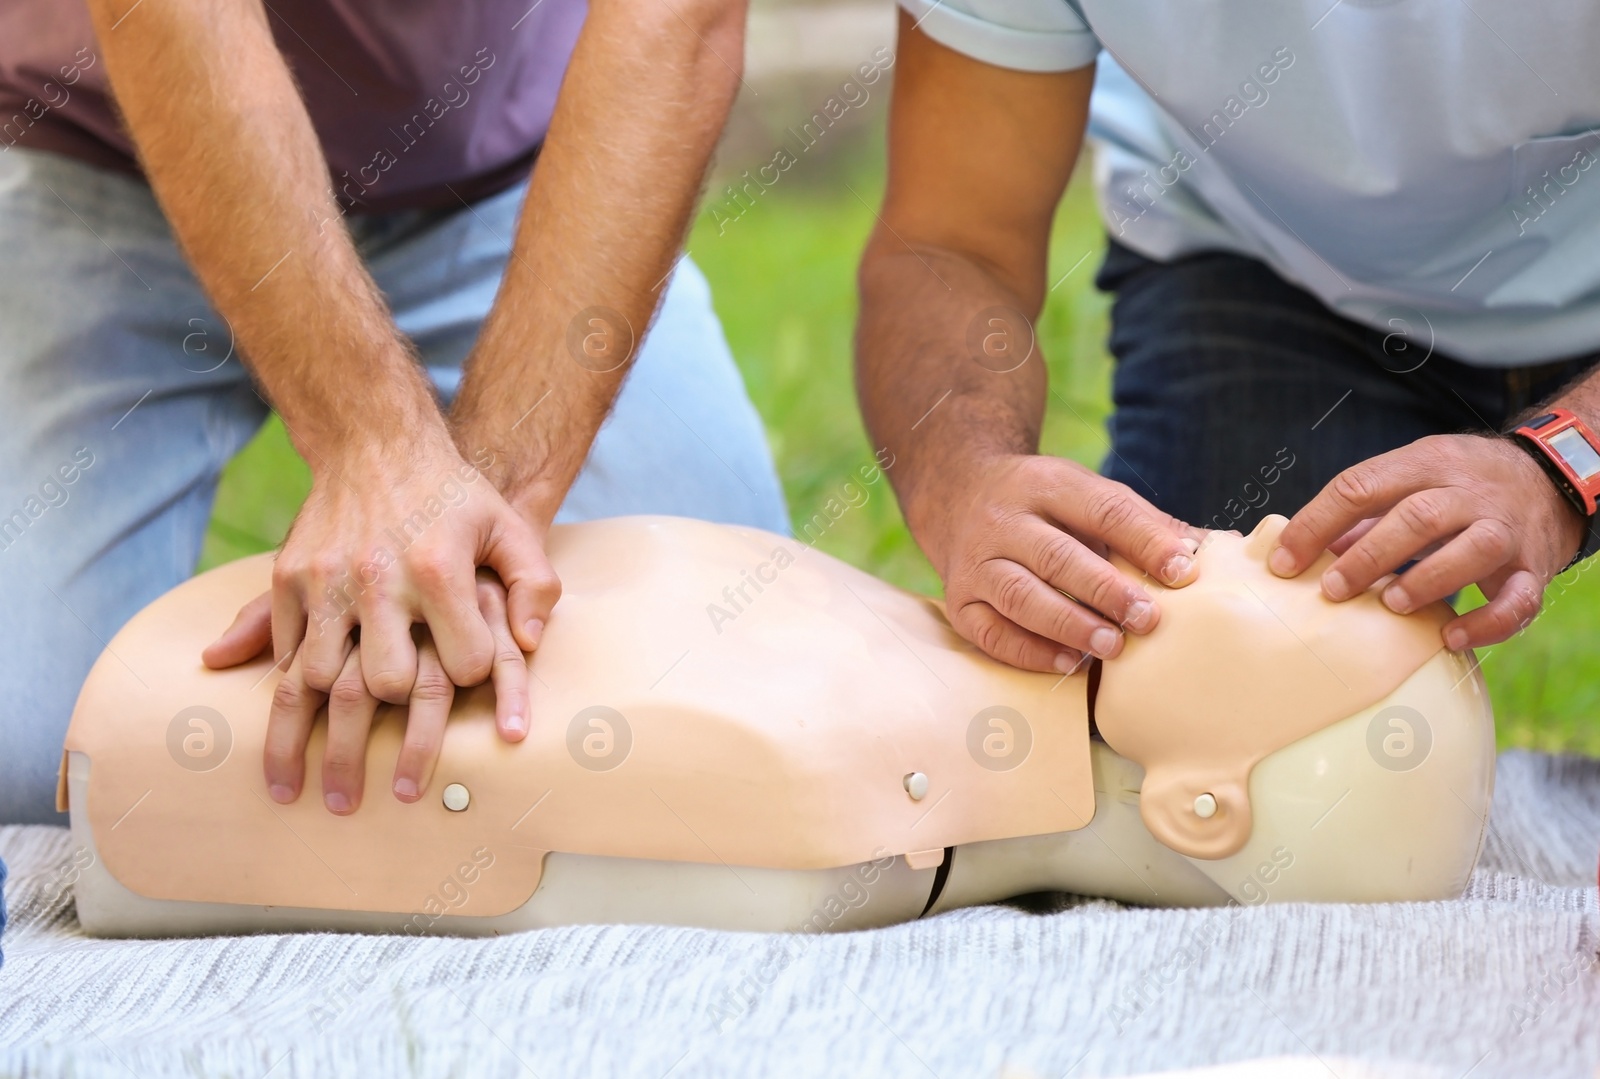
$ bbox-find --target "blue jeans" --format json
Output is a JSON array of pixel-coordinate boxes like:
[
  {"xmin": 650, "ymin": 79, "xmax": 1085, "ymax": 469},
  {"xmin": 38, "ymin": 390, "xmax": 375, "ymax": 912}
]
[
  {"xmin": 0, "ymin": 148, "xmax": 787, "ymax": 824},
  {"xmin": 1097, "ymin": 240, "xmax": 1598, "ymax": 532}
]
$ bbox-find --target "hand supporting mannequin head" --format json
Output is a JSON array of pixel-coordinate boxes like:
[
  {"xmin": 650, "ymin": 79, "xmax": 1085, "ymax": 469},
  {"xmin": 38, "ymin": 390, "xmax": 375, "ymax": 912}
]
[{"xmin": 58, "ymin": 515, "xmax": 1495, "ymax": 937}]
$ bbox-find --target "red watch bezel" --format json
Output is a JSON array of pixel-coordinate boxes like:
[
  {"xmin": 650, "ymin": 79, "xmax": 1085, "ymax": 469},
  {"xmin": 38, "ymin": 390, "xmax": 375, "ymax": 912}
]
[{"xmin": 1512, "ymin": 407, "xmax": 1600, "ymax": 517}]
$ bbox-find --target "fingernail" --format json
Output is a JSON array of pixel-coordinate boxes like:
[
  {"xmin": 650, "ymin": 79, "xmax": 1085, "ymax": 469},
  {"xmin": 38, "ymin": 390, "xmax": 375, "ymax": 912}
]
[
  {"xmin": 1382, "ymin": 583, "xmax": 1413, "ymax": 614},
  {"xmin": 269, "ymin": 783, "xmax": 295, "ymax": 804},
  {"xmin": 1123, "ymin": 599, "xmax": 1156, "ymax": 632},
  {"xmin": 1268, "ymin": 547, "xmax": 1296, "ymax": 577},
  {"xmin": 1444, "ymin": 627, "xmax": 1469, "ymax": 651},
  {"xmin": 324, "ymin": 791, "xmax": 352, "ymax": 815},
  {"xmin": 1089, "ymin": 627, "xmax": 1120, "ymax": 658},
  {"xmin": 394, "ymin": 777, "xmax": 419, "ymax": 801},
  {"xmin": 523, "ymin": 619, "xmax": 544, "ymax": 648},
  {"xmin": 1160, "ymin": 555, "xmax": 1194, "ymax": 586},
  {"xmin": 1053, "ymin": 651, "xmax": 1085, "ymax": 675},
  {"xmin": 504, "ymin": 713, "xmax": 527, "ymax": 737},
  {"xmin": 1321, "ymin": 569, "xmax": 1349, "ymax": 601}
]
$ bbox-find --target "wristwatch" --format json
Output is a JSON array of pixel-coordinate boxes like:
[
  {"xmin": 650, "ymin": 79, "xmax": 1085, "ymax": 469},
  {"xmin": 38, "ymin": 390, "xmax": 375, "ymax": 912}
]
[{"xmin": 1508, "ymin": 407, "xmax": 1600, "ymax": 568}]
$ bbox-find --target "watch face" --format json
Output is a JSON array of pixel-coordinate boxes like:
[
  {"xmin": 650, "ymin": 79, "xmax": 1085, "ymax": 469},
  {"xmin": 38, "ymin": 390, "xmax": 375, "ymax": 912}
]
[{"xmin": 1549, "ymin": 427, "xmax": 1600, "ymax": 482}]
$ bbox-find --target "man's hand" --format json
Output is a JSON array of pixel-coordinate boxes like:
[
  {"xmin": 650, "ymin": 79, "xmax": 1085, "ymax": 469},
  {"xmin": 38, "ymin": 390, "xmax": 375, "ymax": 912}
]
[
  {"xmin": 930, "ymin": 454, "xmax": 1200, "ymax": 673},
  {"xmin": 203, "ymin": 432, "xmax": 558, "ymax": 811},
  {"xmin": 267, "ymin": 432, "xmax": 553, "ymax": 704},
  {"xmin": 236, "ymin": 575, "xmax": 531, "ymax": 813},
  {"xmin": 1270, "ymin": 433, "xmax": 1586, "ymax": 649}
]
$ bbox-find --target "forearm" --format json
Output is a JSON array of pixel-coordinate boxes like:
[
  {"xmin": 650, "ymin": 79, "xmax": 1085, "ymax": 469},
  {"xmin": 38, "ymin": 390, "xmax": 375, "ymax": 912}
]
[
  {"xmin": 88, "ymin": 0, "xmax": 441, "ymax": 465},
  {"xmin": 853, "ymin": 20, "xmax": 1090, "ymax": 577},
  {"xmin": 451, "ymin": 0, "xmax": 746, "ymax": 524},
  {"xmin": 850, "ymin": 32, "xmax": 1185, "ymax": 671},
  {"xmin": 855, "ymin": 238, "xmax": 1049, "ymax": 573}
]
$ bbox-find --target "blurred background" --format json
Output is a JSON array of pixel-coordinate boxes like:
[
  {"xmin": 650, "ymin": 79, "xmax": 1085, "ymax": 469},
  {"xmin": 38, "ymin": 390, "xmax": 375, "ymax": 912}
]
[{"xmin": 200, "ymin": 0, "xmax": 1600, "ymax": 755}]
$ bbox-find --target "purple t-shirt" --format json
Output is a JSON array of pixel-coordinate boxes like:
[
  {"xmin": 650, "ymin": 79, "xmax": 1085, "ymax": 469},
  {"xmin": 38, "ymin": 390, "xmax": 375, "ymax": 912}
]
[{"xmin": 0, "ymin": 1, "xmax": 587, "ymax": 213}]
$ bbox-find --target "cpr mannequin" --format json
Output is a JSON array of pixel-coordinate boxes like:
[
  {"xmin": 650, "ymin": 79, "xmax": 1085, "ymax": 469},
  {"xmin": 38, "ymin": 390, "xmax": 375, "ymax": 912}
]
[{"xmin": 60, "ymin": 514, "xmax": 1494, "ymax": 938}]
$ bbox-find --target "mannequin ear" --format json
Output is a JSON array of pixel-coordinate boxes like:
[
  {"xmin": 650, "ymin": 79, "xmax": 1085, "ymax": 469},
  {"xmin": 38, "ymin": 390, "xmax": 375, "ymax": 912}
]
[
  {"xmin": 1242, "ymin": 513, "xmax": 1291, "ymax": 563},
  {"xmin": 1136, "ymin": 768, "xmax": 1254, "ymax": 861}
]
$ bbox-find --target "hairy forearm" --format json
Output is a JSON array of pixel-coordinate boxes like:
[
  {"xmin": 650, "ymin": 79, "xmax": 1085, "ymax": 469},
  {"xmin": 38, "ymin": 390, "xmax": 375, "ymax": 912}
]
[
  {"xmin": 451, "ymin": 0, "xmax": 746, "ymax": 524},
  {"xmin": 855, "ymin": 236, "xmax": 1049, "ymax": 570},
  {"xmin": 88, "ymin": 0, "xmax": 441, "ymax": 465}
]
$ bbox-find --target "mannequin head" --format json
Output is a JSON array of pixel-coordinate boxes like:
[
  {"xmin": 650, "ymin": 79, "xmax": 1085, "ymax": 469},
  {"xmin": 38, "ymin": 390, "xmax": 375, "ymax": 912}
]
[
  {"xmin": 1100, "ymin": 512, "xmax": 1472, "ymax": 858},
  {"xmin": 938, "ymin": 513, "xmax": 1493, "ymax": 914},
  {"xmin": 1091, "ymin": 514, "xmax": 1492, "ymax": 901}
]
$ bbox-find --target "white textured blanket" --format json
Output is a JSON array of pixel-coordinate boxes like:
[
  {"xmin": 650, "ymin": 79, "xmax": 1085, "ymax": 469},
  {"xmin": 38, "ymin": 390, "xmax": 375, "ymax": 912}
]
[{"xmin": 1, "ymin": 750, "xmax": 1597, "ymax": 1079}]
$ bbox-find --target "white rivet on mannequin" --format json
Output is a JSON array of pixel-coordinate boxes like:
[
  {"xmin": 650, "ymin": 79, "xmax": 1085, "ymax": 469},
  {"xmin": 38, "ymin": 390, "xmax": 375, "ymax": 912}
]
[
  {"xmin": 1192, "ymin": 793, "xmax": 1217, "ymax": 819},
  {"xmin": 442, "ymin": 783, "xmax": 471, "ymax": 812},
  {"xmin": 903, "ymin": 772, "xmax": 929, "ymax": 801}
]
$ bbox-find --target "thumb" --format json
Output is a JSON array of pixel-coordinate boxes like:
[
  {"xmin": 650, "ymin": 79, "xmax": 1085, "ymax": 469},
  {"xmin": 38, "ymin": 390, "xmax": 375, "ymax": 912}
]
[
  {"xmin": 202, "ymin": 589, "xmax": 275, "ymax": 669},
  {"xmin": 483, "ymin": 513, "xmax": 562, "ymax": 652}
]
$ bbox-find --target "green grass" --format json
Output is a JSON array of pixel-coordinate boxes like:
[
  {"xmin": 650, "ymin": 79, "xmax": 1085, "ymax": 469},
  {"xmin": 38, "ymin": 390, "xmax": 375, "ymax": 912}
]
[{"xmin": 200, "ymin": 144, "xmax": 1600, "ymax": 755}]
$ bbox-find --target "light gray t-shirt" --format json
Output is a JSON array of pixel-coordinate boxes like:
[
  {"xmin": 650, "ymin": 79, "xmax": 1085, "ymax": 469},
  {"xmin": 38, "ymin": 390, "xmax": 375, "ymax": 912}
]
[{"xmin": 901, "ymin": 0, "xmax": 1600, "ymax": 366}]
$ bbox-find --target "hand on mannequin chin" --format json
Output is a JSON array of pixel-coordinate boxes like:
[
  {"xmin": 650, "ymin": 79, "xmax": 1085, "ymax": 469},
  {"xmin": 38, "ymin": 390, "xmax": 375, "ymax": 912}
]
[{"xmin": 915, "ymin": 453, "xmax": 1206, "ymax": 676}]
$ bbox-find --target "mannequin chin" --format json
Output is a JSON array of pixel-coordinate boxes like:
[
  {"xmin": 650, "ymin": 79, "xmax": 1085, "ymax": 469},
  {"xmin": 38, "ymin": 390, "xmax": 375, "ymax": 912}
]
[{"xmin": 59, "ymin": 514, "xmax": 1494, "ymax": 938}]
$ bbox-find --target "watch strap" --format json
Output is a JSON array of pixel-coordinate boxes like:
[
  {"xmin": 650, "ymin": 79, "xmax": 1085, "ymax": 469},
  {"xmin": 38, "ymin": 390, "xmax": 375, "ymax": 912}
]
[{"xmin": 1508, "ymin": 423, "xmax": 1600, "ymax": 570}]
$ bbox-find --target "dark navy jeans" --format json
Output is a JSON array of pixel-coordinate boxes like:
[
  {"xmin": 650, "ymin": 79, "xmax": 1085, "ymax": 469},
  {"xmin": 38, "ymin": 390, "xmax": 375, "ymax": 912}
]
[{"xmin": 1096, "ymin": 240, "xmax": 1598, "ymax": 534}]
